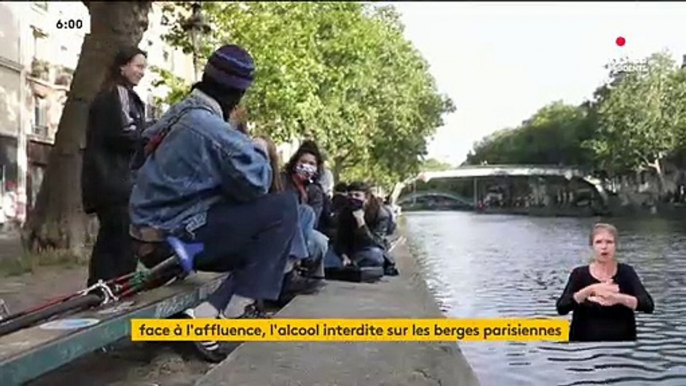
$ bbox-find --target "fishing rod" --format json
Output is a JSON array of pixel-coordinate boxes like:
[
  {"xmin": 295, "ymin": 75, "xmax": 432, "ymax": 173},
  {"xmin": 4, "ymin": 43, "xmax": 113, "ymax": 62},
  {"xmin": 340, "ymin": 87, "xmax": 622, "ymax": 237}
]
[{"xmin": 0, "ymin": 251, "xmax": 187, "ymax": 337}]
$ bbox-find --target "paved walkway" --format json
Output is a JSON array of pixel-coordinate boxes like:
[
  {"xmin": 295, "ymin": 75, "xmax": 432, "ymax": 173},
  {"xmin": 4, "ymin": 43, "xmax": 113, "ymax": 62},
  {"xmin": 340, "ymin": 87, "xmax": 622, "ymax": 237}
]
[{"xmin": 196, "ymin": 238, "xmax": 480, "ymax": 386}]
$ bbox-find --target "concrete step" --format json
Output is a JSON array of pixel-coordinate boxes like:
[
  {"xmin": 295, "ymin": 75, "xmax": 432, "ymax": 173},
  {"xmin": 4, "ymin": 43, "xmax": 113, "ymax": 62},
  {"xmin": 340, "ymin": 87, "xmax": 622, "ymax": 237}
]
[{"xmin": 196, "ymin": 240, "xmax": 480, "ymax": 386}]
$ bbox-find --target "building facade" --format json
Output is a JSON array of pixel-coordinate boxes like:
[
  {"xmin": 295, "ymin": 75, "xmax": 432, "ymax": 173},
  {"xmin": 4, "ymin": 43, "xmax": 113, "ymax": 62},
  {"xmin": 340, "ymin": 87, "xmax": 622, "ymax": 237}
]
[
  {"xmin": 0, "ymin": 2, "xmax": 194, "ymax": 223},
  {"xmin": 0, "ymin": 2, "xmax": 26, "ymax": 223}
]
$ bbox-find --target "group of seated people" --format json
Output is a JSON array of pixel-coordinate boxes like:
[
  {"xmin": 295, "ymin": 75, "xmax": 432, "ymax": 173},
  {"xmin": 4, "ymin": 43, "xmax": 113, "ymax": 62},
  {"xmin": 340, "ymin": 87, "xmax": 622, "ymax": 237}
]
[{"xmin": 81, "ymin": 43, "xmax": 398, "ymax": 362}]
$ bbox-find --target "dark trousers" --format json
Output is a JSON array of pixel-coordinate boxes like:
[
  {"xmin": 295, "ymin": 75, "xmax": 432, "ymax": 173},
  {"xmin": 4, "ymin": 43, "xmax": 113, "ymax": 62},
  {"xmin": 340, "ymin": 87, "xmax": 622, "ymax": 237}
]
[
  {"xmin": 87, "ymin": 205, "xmax": 137, "ymax": 286},
  {"xmin": 186, "ymin": 192, "xmax": 298, "ymax": 310}
]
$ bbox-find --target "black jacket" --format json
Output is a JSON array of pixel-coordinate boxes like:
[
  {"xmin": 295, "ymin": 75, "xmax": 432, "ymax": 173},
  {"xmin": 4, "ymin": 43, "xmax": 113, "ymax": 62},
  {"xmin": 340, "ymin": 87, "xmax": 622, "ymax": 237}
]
[
  {"xmin": 319, "ymin": 193, "xmax": 346, "ymax": 239},
  {"xmin": 81, "ymin": 85, "xmax": 145, "ymax": 214},
  {"xmin": 334, "ymin": 203, "xmax": 392, "ymax": 257},
  {"xmin": 281, "ymin": 172, "xmax": 325, "ymax": 227}
]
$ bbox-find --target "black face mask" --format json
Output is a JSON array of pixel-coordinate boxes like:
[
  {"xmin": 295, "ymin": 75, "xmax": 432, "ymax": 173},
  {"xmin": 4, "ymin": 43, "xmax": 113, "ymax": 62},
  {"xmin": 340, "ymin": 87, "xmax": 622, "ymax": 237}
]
[{"xmin": 348, "ymin": 197, "xmax": 364, "ymax": 211}]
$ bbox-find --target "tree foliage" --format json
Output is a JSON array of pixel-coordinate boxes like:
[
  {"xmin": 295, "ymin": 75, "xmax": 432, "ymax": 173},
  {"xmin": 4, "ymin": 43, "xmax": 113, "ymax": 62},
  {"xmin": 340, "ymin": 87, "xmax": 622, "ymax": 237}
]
[
  {"xmin": 156, "ymin": 2, "xmax": 454, "ymax": 185},
  {"xmin": 465, "ymin": 101, "xmax": 596, "ymax": 168},
  {"xmin": 465, "ymin": 51, "xmax": 686, "ymax": 185},
  {"xmin": 585, "ymin": 52, "xmax": 686, "ymax": 175},
  {"xmin": 150, "ymin": 66, "xmax": 189, "ymax": 110},
  {"xmin": 421, "ymin": 158, "xmax": 454, "ymax": 172}
]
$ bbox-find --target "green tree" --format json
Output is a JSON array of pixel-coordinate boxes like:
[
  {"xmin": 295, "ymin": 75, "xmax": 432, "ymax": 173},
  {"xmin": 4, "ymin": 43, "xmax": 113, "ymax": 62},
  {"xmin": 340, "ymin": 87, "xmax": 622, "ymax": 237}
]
[
  {"xmin": 421, "ymin": 158, "xmax": 454, "ymax": 172},
  {"xmin": 666, "ymin": 68, "xmax": 686, "ymax": 166},
  {"xmin": 331, "ymin": 5, "xmax": 455, "ymax": 184},
  {"xmin": 24, "ymin": 1, "xmax": 153, "ymax": 254},
  {"xmin": 158, "ymin": 2, "xmax": 454, "ymax": 187},
  {"xmin": 160, "ymin": 2, "xmax": 330, "ymax": 142},
  {"xmin": 464, "ymin": 51, "xmax": 686, "ymax": 193},
  {"xmin": 150, "ymin": 66, "xmax": 189, "ymax": 109},
  {"xmin": 584, "ymin": 52, "xmax": 684, "ymax": 190},
  {"xmin": 465, "ymin": 101, "xmax": 595, "ymax": 167}
]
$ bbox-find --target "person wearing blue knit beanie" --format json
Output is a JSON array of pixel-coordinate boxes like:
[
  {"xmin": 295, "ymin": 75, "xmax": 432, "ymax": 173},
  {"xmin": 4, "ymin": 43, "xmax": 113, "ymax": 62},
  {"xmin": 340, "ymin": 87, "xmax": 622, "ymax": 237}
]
[{"xmin": 129, "ymin": 44, "xmax": 299, "ymax": 362}]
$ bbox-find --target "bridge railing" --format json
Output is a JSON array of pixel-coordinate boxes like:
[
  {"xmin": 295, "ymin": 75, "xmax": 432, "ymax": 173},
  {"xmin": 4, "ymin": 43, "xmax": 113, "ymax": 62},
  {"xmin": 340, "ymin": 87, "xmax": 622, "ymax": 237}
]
[
  {"xmin": 396, "ymin": 191, "xmax": 474, "ymax": 206},
  {"xmin": 392, "ymin": 164, "xmax": 605, "ymax": 205}
]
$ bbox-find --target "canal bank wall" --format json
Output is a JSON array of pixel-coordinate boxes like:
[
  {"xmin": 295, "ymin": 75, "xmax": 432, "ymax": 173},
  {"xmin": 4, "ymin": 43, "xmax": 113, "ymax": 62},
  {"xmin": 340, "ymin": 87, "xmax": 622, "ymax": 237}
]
[
  {"xmin": 476, "ymin": 202, "xmax": 686, "ymax": 218},
  {"xmin": 196, "ymin": 231, "xmax": 481, "ymax": 386}
]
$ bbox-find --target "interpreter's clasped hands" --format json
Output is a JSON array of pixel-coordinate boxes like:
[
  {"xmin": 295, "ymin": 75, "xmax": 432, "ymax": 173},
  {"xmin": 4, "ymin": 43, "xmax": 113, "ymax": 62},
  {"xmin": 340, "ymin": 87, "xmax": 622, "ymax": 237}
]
[{"xmin": 587, "ymin": 281, "xmax": 620, "ymax": 306}]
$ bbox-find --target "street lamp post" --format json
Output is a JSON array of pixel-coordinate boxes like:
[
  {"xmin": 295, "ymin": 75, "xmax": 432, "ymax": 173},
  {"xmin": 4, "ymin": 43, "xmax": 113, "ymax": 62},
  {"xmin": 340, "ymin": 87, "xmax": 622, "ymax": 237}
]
[{"xmin": 182, "ymin": 3, "xmax": 211, "ymax": 82}]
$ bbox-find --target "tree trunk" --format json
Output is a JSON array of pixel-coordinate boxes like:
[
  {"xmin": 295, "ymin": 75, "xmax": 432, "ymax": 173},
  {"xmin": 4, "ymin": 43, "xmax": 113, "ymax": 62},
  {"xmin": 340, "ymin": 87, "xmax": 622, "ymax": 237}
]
[
  {"xmin": 22, "ymin": 1, "xmax": 152, "ymax": 256},
  {"xmin": 332, "ymin": 156, "xmax": 345, "ymax": 183}
]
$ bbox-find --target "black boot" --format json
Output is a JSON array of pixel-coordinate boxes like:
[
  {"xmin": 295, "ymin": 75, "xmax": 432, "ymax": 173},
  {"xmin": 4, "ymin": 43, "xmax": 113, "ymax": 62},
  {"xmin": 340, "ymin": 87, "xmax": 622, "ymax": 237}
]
[{"xmin": 271, "ymin": 270, "xmax": 324, "ymax": 307}]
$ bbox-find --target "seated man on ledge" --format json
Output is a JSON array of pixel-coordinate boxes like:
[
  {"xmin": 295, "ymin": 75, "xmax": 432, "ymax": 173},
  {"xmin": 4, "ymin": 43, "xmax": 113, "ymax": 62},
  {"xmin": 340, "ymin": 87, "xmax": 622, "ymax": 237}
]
[
  {"xmin": 325, "ymin": 181, "xmax": 394, "ymax": 271},
  {"xmin": 129, "ymin": 44, "xmax": 298, "ymax": 362}
]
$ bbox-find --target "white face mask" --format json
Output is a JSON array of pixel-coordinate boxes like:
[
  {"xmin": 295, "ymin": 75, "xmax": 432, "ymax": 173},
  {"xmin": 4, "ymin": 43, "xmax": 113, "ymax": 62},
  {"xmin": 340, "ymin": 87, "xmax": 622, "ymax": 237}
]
[{"xmin": 295, "ymin": 163, "xmax": 317, "ymax": 180}]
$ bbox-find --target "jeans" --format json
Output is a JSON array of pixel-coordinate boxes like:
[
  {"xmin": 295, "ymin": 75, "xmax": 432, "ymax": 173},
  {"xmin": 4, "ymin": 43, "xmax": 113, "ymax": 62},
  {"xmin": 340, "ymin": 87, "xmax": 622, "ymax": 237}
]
[
  {"xmin": 88, "ymin": 205, "xmax": 137, "ymax": 286},
  {"xmin": 305, "ymin": 229, "xmax": 328, "ymax": 277},
  {"xmin": 289, "ymin": 205, "xmax": 312, "ymax": 261},
  {"xmin": 355, "ymin": 247, "xmax": 386, "ymax": 267},
  {"xmin": 184, "ymin": 192, "xmax": 299, "ymax": 310},
  {"xmin": 324, "ymin": 246, "xmax": 385, "ymax": 269},
  {"xmin": 298, "ymin": 204, "xmax": 328, "ymax": 277}
]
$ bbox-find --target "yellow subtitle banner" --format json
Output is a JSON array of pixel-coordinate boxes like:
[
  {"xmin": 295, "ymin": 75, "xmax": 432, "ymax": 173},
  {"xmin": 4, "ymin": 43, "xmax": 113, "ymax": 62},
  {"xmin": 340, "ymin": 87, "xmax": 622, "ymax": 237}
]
[{"xmin": 131, "ymin": 318, "xmax": 568, "ymax": 342}]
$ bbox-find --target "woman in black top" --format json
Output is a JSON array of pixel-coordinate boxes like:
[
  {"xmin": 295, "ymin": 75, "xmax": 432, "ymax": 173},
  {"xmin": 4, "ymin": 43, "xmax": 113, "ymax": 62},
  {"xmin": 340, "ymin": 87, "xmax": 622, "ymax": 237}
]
[
  {"xmin": 81, "ymin": 47, "xmax": 147, "ymax": 286},
  {"xmin": 556, "ymin": 223, "xmax": 654, "ymax": 342}
]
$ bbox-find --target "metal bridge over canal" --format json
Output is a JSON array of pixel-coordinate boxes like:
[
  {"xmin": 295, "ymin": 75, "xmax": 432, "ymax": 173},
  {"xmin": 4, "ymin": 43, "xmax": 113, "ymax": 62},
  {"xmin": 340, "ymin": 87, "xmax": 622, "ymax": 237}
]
[{"xmin": 391, "ymin": 164, "xmax": 608, "ymax": 213}]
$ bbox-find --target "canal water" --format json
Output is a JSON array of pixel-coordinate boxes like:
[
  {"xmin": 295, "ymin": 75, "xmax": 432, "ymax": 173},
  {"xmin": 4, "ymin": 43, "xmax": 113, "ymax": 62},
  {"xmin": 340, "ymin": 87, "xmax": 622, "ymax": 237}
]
[{"xmin": 405, "ymin": 211, "xmax": 686, "ymax": 386}]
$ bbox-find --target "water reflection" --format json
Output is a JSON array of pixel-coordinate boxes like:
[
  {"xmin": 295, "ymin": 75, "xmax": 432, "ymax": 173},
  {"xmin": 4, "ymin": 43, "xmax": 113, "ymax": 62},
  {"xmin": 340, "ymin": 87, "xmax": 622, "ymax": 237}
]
[{"xmin": 406, "ymin": 211, "xmax": 686, "ymax": 386}]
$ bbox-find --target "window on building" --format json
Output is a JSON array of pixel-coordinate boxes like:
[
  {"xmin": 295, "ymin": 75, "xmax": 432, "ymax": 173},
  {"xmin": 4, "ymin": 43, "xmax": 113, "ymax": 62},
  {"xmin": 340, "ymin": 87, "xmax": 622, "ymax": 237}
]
[
  {"xmin": 31, "ymin": 27, "xmax": 48, "ymax": 61},
  {"xmin": 32, "ymin": 96, "xmax": 48, "ymax": 136},
  {"xmin": 31, "ymin": 27, "xmax": 39, "ymax": 59}
]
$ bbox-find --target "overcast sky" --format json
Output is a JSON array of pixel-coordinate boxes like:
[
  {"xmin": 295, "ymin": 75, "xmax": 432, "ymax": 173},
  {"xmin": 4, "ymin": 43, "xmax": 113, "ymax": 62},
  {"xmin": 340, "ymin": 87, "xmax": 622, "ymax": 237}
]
[{"xmin": 391, "ymin": 2, "xmax": 686, "ymax": 165}]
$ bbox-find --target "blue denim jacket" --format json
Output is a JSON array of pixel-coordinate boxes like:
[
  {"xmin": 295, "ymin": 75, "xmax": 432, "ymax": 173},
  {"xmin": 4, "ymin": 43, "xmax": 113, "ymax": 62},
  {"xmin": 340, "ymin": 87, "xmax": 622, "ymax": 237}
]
[{"xmin": 129, "ymin": 89, "xmax": 272, "ymax": 234}]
